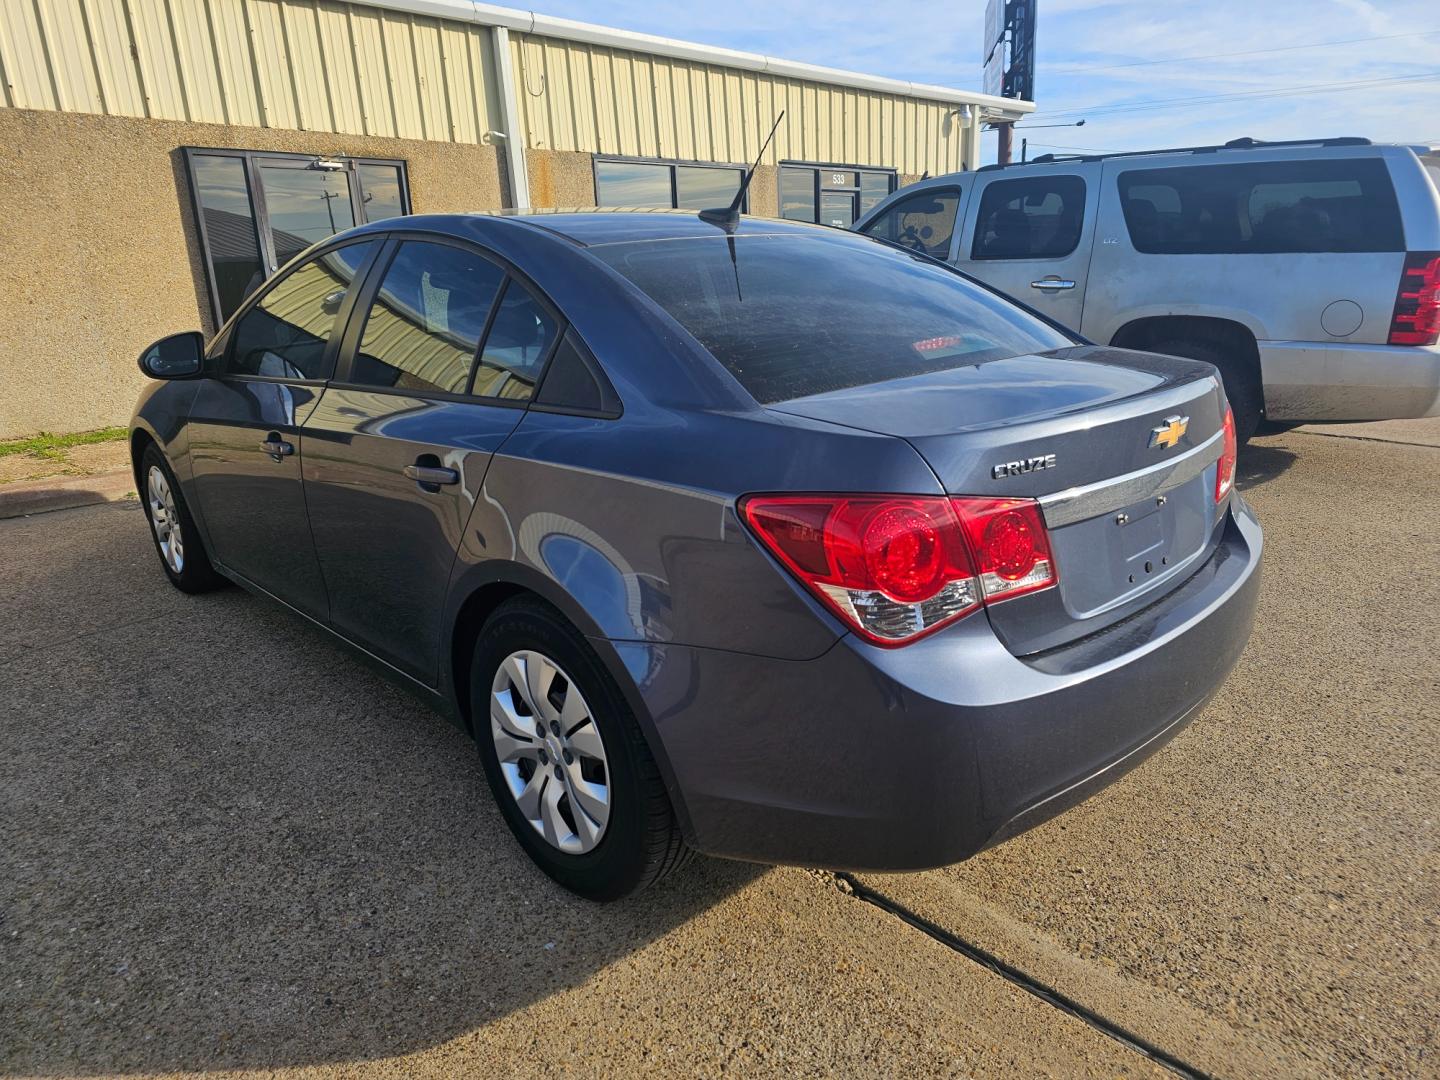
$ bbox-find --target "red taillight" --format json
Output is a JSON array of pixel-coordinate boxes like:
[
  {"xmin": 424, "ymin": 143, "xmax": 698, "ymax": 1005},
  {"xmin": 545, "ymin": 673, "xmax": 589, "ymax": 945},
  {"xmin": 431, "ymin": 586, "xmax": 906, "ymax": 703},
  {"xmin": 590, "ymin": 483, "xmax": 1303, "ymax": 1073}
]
[
  {"xmin": 1215, "ymin": 404, "xmax": 1237, "ymax": 503},
  {"xmin": 1388, "ymin": 252, "xmax": 1440, "ymax": 346},
  {"xmin": 740, "ymin": 493, "xmax": 1057, "ymax": 646}
]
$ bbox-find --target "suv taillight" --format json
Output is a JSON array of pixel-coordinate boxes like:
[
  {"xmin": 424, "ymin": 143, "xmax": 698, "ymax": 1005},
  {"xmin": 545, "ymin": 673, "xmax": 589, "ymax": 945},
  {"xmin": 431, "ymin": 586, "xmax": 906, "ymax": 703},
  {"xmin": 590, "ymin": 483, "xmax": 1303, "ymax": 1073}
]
[
  {"xmin": 1388, "ymin": 252, "xmax": 1440, "ymax": 346},
  {"xmin": 740, "ymin": 493, "xmax": 1057, "ymax": 646},
  {"xmin": 1215, "ymin": 404, "xmax": 1237, "ymax": 503}
]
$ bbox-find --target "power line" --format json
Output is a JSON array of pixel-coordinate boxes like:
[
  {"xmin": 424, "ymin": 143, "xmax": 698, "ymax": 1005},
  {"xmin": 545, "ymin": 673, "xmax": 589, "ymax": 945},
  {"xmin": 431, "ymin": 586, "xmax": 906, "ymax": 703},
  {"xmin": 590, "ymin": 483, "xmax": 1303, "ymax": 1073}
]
[
  {"xmin": 1052, "ymin": 30, "xmax": 1440, "ymax": 74},
  {"xmin": 1024, "ymin": 142, "xmax": 1115, "ymax": 153},
  {"xmin": 1043, "ymin": 71, "xmax": 1440, "ymax": 120}
]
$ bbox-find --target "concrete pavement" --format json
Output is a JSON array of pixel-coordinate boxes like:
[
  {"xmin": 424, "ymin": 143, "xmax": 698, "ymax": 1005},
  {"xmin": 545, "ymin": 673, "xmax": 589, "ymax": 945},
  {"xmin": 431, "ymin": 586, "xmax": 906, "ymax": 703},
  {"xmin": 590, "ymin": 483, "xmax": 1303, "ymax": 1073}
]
[{"xmin": 3, "ymin": 420, "xmax": 1436, "ymax": 1077}]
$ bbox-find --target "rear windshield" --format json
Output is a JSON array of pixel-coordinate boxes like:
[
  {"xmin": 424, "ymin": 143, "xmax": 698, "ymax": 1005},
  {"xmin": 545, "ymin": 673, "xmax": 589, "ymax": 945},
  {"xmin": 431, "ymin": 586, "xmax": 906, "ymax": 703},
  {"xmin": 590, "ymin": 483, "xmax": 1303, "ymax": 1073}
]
[
  {"xmin": 1117, "ymin": 158, "xmax": 1404, "ymax": 254},
  {"xmin": 592, "ymin": 233, "xmax": 1074, "ymax": 404}
]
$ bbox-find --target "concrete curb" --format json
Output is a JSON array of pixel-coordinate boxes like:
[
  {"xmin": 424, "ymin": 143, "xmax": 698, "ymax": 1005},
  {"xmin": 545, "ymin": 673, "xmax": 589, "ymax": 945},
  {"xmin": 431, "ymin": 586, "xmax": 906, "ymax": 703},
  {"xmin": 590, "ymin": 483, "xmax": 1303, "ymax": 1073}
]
[{"xmin": 0, "ymin": 470, "xmax": 137, "ymax": 519}]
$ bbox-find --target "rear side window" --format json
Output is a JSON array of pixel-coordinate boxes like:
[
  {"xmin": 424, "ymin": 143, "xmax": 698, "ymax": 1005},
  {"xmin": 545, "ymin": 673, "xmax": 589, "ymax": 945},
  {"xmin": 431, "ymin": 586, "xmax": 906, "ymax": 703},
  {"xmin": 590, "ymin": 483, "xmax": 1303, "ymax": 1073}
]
[
  {"xmin": 861, "ymin": 189, "xmax": 961, "ymax": 260},
  {"xmin": 472, "ymin": 280, "xmax": 561, "ymax": 401},
  {"xmin": 1117, "ymin": 159, "xmax": 1404, "ymax": 254},
  {"xmin": 350, "ymin": 241, "xmax": 504, "ymax": 394},
  {"xmin": 971, "ymin": 175, "xmax": 1086, "ymax": 260},
  {"xmin": 227, "ymin": 242, "xmax": 376, "ymax": 380},
  {"xmin": 594, "ymin": 233, "xmax": 1074, "ymax": 405}
]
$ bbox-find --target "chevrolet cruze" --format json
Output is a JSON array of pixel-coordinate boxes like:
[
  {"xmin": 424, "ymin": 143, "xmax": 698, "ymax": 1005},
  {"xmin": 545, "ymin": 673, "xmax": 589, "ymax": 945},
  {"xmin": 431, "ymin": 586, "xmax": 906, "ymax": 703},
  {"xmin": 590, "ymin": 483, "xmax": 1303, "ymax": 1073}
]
[{"xmin": 130, "ymin": 209, "xmax": 1261, "ymax": 900}]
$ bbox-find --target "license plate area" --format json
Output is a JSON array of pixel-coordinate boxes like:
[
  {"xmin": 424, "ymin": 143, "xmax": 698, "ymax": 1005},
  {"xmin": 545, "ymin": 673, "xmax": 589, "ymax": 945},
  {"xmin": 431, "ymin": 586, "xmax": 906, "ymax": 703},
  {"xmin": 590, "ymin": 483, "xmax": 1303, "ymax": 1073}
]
[{"xmin": 1047, "ymin": 473, "xmax": 1213, "ymax": 619}]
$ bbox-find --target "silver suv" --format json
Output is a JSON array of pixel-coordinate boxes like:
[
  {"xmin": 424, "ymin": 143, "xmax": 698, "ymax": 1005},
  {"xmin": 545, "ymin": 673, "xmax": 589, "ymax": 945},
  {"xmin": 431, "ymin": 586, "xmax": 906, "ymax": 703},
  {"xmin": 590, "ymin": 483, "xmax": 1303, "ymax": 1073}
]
[{"xmin": 853, "ymin": 137, "xmax": 1440, "ymax": 440}]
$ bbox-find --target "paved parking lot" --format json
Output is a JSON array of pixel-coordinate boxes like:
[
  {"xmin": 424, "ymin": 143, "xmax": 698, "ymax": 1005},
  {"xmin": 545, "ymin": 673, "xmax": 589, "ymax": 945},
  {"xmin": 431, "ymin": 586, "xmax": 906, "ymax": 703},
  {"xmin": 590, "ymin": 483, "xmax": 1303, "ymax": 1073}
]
[{"xmin": 2, "ymin": 422, "xmax": 1436, "ymax": 1077}]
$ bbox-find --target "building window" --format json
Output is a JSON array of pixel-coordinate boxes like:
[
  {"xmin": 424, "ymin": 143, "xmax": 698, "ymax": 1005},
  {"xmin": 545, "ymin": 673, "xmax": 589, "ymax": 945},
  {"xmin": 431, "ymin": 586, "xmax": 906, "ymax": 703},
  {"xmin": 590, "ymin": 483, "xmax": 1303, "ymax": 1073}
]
[
  {"xmin": 183, "ymin": 148, "xmax": 411, "ymax": 325},
  {"xmin": 779, "ymin": 164, "xmax": 896, "ymax": 227},
  {"xmin": 594, "ymin": 158, "xmax": 746, "ymax": 211}
]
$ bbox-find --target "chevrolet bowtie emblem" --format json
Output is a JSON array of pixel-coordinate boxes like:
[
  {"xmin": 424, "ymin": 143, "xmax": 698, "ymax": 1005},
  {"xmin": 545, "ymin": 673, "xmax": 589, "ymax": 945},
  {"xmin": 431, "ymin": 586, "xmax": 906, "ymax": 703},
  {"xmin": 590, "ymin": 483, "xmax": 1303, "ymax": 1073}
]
[{"xmin": 1149, "ymin": 415, "xmax": 1189, "ymax": 450}]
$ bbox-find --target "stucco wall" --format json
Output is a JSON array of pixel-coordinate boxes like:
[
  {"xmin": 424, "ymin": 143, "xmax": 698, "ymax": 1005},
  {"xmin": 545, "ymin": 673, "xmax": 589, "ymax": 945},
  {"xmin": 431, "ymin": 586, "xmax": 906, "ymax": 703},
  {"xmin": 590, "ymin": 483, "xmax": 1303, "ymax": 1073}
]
[{"xmin": 0, "ymin": 109, "xmax": 506, "ymax": 438}]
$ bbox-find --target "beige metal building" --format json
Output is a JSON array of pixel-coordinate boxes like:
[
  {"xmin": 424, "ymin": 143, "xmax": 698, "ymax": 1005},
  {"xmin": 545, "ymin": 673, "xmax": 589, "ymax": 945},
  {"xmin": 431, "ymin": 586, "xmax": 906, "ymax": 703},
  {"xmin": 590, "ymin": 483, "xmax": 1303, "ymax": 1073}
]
[{"xmin": 0, "ymin": 0, "xmax": 1032, "ymax": 437}]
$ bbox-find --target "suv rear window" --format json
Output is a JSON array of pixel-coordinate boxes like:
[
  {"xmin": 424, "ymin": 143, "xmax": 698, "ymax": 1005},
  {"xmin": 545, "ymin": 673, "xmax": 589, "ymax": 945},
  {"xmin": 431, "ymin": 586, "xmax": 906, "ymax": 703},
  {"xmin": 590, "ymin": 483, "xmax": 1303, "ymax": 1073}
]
[
  {"xmin": 1118, "ymin": 158, "xmax": 1403, "ymax": 254},
  {"xmin": 592, "ymin": 233, "xmax": 1074, "ymax": 404}
]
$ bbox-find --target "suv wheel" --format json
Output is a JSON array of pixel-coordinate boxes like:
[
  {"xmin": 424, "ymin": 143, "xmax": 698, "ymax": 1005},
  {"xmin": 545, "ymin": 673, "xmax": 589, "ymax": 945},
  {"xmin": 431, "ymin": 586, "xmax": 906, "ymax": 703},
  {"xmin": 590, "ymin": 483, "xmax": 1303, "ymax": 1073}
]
[
  {"xmin": 1149, "ymin": 337, "xmax": 1262, "ymax": 444},
  {"xmin": 471, "ymin": 597, "xmax": 691, "ymax": 901},
  {"xmin": 139, "ymin": 443, "xmax": 226, "ymax": 594}
]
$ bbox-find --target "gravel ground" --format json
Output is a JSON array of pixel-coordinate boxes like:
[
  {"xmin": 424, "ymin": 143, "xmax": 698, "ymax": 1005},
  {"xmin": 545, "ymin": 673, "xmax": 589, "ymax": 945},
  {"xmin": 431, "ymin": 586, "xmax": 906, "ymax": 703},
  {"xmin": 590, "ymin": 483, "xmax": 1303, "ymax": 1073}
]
[{"xmin": 1, "ymin": 420, "xmax": 1435, "ymax": 1077}]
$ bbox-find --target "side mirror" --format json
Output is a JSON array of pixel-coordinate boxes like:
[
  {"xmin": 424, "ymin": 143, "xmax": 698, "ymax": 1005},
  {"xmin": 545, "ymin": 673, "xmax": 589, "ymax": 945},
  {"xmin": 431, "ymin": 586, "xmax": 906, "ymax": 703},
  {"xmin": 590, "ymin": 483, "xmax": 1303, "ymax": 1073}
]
[{"xmin": 138, "ymin": 332, "xmax": 204, "ymax": 379}]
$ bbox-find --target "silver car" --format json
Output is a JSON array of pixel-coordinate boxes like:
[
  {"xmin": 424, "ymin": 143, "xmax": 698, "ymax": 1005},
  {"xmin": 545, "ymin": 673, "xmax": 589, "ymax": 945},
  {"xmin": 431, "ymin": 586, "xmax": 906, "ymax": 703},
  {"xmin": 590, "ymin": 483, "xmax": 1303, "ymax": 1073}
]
[{"xmin": 854, "ymin": 137, "xmax": 1440, "ymax": 440}]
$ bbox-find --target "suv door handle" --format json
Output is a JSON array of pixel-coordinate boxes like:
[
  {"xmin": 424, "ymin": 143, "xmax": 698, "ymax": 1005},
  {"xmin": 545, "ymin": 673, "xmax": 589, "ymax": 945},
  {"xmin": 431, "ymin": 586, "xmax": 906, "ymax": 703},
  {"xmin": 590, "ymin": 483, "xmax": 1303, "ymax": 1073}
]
[
  {"xmin": 260, "ymin": 435, "xmax": 294, "ymax": 460},
  {"xmin": 1030, "ymin": 278, "xmax": 1076, "ymax": 291},
  {"xmin": 403, "ymin": 464, "xmax": 459, "ymax": 487}
]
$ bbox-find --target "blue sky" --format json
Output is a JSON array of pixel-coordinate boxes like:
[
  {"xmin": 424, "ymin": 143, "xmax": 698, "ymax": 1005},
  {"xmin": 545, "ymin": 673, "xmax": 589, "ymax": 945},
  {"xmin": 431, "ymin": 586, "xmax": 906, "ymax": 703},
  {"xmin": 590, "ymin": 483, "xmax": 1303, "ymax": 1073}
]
[{"xmin": 528, "ymin": 0, "xmax": 1440, "ymax": 162}]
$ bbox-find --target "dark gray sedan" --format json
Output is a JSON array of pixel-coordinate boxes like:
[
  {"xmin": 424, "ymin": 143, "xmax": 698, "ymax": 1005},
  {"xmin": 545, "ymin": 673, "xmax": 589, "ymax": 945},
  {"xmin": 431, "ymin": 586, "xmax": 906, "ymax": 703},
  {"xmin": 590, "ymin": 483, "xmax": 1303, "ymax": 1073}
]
[{"xmin": 130, "ymin": 210, "xmax": 1261, "ymax": 900}]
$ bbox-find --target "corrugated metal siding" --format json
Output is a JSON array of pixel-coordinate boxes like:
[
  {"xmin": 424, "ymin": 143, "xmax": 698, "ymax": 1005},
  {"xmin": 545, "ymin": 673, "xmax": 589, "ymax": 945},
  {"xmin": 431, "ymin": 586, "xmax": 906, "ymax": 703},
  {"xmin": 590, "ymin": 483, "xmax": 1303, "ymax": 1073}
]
[
  {"xmin": 510, "ymin": 33, "xmax": 970, "ymax": 176},
  {"xmin": 0, "ymin": 0, "xmax": 504, "ymax": 142}
]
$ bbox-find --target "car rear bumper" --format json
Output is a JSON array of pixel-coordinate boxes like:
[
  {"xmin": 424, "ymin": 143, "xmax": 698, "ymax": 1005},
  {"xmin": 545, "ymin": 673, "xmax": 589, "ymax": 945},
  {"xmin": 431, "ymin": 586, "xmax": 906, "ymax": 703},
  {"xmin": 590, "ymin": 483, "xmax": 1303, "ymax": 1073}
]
[
  {"xmin": 614, "ymin": 496, "xmax": 1262, "ymax": 871},
  {"xmin": 1260, "ymin": 340, "xmax": 1440, "ymax": 420}
]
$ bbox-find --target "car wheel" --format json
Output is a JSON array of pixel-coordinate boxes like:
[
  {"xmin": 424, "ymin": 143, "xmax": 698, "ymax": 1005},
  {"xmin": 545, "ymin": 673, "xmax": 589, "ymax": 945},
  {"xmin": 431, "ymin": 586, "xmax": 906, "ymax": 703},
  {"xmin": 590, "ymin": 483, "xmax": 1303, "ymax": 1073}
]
[
  {"xmin": 1149, "ymin": 337, "xmax": 1262, "ymax": 445},
  {"xmin": 471, "ymin": 597, "xmax": 691, "ymax": 901},
  {"xmin": 139, "ymin": 443, "xmax": 225, "ymax": 594}
]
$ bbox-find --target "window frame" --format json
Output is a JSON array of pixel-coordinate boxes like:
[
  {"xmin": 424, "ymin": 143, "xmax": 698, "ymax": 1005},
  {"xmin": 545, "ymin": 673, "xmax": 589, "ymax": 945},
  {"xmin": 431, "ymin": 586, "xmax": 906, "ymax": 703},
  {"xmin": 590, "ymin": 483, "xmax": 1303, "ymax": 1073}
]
[
  {"xmin": 969, "ymin": 173, "xmax": 1088, "ymax": 262},
  {"xmin": 328, "ymin": 231, "xmax": 570, "ymax": 412},
  {"xmin": 778, "ymin": 161, "xmax": 898, "ymax": 226},
  {"xmin": 592, "ymin": 155, "xmax": 749, "ymax": 211},
  {"xmin": 183, "ymin": 146, "xmax": 412, "ymax": 327},
  {"xmin": 218, "ymin": 237, "xmax": 384, "ymax": 387}
]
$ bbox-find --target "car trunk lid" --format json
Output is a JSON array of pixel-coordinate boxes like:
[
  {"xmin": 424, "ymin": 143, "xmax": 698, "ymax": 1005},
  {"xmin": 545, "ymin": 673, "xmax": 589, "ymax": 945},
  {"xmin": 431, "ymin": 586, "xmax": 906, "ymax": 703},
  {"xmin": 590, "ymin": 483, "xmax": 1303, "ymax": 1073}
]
[{"xmin": 768, "ymin": 345, "xmax": 1231, "ymax": 653}]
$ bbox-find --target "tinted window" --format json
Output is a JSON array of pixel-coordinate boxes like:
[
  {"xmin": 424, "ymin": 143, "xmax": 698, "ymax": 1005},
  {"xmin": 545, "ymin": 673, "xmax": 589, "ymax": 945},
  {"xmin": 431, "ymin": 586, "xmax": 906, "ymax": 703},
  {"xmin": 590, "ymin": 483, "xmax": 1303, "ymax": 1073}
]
[
  {"xmin": 191, "ymin": 155, "xmax": 265, "ymax": 321},
  {"xmin": 675, "ymin": 166, "xmax": 742, "ymax": 210},
  {"xmin": 1118, "ymin": 159, "xmax": 1403, "ymax": 254},
  {"xmin": 595, "ymin": 234, "xmax": 1074, "ymax": 404},
  {"xmin": 972, "ymin": 175, "xmax": 1086, "ymax": 260},
  {"xmin": 259, "ymin": 165, "xmax": 357, "ymax": 265},
  {"xmin": 535, "ymin": 329, "xmax": 619, "ymax": 415},
  {"xmin": 595, "ymin": 161, "xmax": 672, "ymax": 207},
  {"xmin": 780, "ymin": 168, "xmax": 816, "ymax": 222},
  {"xmin": 357, "ymin": 163, "xmax": 406, "ymax": 221},
  {"xmin": 350, "ymin": 242, "xmax": 504, "ymax": 394},
  {"xmin": 863, "ymin": 189, "xmax": 961, "ymax": 259},
  {"xmin": 228, "ymin": 242, "xmax": 376, "ymax": 380},
  {"xmin": 473, "ymin": 281, "xmax": 560, "ymax": 401}
]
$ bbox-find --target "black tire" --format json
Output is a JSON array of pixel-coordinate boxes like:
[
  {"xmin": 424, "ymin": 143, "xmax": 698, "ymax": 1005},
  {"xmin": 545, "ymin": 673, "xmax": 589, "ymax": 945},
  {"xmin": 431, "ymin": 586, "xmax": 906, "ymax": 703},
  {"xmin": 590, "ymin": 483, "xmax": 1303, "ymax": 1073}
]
[
  {"xmin": 138, "ymin": 443, "xmax": 226, "ymax": 594},
  {"xmin": 1149, "ymin": 337, "xmax": 1262, "ymax": 445},
  {"xmin": 470, "ymin": 597, "xmax": 691, "ymax": 901}
]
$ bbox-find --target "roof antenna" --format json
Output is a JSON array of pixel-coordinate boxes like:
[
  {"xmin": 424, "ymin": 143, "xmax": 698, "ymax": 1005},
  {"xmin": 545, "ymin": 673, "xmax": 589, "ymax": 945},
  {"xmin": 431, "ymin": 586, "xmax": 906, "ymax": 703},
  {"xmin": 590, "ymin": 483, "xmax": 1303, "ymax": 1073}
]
[{"xmin": 700, "ymin": 110, "xmax": 785, "ymax": 232}]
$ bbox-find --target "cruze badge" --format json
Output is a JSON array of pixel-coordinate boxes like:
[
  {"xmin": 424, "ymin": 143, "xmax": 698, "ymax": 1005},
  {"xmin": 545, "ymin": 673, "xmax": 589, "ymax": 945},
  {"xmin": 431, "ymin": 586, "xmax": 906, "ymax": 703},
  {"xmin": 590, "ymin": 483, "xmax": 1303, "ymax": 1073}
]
[
  {"xmin": 1149, "ymin": 415, "xmax": 1189, "ymax": 450},
  {"xmin": 992, "ymin": 453, "xmax": 1057, "ymax": 480}
]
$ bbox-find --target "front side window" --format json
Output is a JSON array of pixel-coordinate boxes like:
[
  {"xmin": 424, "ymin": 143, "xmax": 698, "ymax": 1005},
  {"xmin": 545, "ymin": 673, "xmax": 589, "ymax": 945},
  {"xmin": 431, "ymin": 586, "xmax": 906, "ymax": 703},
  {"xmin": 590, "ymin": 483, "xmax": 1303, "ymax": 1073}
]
[
  {"xmin": 862, "ymin": 189, "xmax": 961, "ymax": 260},
  {"xmin": 227, "ymin": 242, "xmax": 377, "ymax": 381},
  {"xmin": 473, "ymin": 281, "xmax": 561, "ymax": 402},
  {"xmin": 972, "ymin": 175, "xmax": 1087, "ymax": 260},
  {"xmin": 1117, "ymin": 159, "xmax": 1404, "ymax": 254},
  {"xmin": 594, "ymin": 233, "xmax": 1074, "ymax": 404},
  {"xmin": 594, "ymin": 159, "xmax": 744, "ymax": 211},
  {"xmin": 351, "ymin": 242, "xmax": 505, "ymax": 395},
  {"xmin": 186, "ymin": 149, "xmax": 411, "ymax": 324}
]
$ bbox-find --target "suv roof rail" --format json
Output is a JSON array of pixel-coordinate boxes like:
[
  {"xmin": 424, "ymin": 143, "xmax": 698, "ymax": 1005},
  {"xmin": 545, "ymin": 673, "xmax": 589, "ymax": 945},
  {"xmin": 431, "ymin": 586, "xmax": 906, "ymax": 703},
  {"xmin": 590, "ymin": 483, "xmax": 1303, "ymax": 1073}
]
[{"xmin": 978, "ymin": 135, "xmax": 1374, "ymax": 171}]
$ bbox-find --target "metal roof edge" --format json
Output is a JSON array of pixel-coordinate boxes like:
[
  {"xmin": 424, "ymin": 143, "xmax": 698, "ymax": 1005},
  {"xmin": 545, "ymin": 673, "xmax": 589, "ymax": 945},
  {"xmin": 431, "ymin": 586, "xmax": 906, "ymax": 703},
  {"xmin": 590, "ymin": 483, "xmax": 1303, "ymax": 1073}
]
[{"xmin": 352, "ymin": 0, "xmax": 1035, "ymax": 118}]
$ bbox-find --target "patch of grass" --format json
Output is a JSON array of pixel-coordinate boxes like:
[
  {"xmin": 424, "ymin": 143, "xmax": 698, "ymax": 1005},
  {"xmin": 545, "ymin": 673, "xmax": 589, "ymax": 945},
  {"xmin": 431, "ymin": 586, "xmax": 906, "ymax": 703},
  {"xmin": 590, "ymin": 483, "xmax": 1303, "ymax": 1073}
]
[{"xmin": 0, "ymin": 426, "xmax": 129, "ymax": 460}]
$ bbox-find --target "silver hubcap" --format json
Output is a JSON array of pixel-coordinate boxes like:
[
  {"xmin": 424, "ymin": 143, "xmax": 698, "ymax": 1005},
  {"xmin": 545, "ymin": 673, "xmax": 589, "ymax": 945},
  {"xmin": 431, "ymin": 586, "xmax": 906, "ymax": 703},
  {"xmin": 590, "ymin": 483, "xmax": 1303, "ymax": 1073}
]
[
  {"xmin": 146, "ymin": 465, "xmax": 184, "ymax": 574},
  {"xmin": 490, "ymin": 650, "xmax": 611, "ymax": 854}
]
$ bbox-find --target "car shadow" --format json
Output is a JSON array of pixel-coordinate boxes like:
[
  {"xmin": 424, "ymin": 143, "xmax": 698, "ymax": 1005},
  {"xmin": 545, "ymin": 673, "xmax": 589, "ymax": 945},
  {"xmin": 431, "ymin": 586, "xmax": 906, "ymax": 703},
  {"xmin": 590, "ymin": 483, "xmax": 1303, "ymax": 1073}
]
[
  {"xmin": 1235, "ymin": 438, "xmax": 1298, "ymax": 493},
  {"xmin": 1, "ymin": 503, "xmax": 763, "ymax": 1075}
]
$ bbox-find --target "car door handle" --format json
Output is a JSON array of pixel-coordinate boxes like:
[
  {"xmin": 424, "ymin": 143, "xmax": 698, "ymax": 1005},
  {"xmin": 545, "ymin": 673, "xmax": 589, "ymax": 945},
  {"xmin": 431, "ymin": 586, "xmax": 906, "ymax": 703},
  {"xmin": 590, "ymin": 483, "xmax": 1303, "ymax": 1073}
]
[
  {"xmin": 1029, "ymin": 278, "xmax": 1076, "ymax": 291},
  {"xmin": 403, "ymin": 464, "xmax": 459, "ymax": 487},
  {"xmin": 259, "ymin": 436, "xmax": 294, "ymax": 460}
]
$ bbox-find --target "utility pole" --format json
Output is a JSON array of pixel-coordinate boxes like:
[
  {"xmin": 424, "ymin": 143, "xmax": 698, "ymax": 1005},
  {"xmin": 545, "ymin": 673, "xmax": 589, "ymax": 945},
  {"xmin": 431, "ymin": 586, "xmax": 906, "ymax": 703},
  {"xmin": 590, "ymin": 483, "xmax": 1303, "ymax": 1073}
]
[{"xmin": 997, "ymin": 123, "xmax": 1014, "ymax": 165}]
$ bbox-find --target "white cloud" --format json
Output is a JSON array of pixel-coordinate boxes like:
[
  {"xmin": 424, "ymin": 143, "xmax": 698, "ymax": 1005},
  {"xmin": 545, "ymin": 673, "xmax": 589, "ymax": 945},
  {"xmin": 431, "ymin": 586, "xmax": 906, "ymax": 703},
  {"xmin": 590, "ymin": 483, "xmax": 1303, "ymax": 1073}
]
[{"xmin": 528, "ymin": 1, "xmax": 1440, "ymax": 156}]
